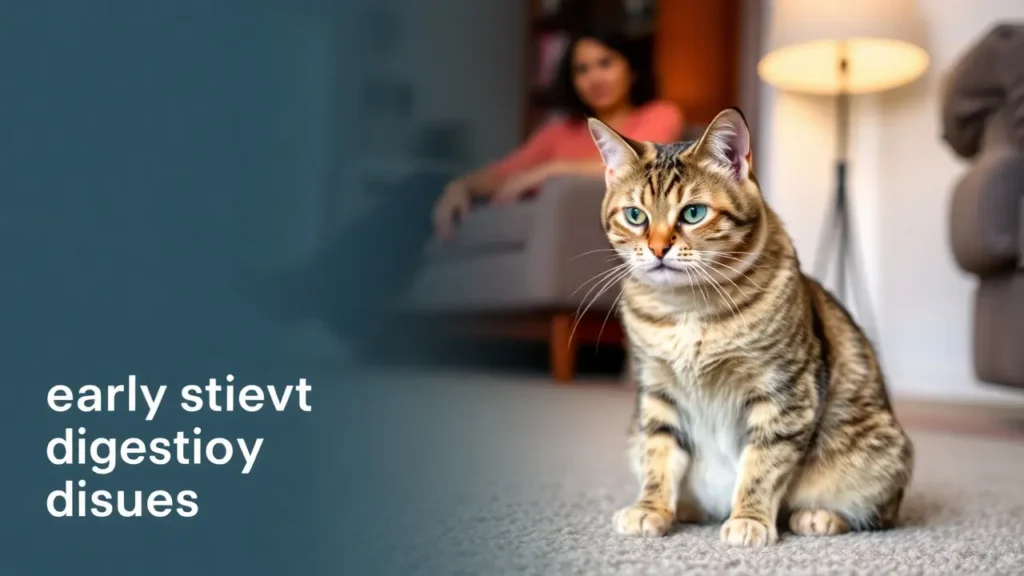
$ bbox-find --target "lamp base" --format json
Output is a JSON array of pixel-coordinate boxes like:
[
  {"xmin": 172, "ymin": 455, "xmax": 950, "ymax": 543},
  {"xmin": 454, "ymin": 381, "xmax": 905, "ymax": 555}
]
[{"xmin": 812, "ymin": 159, "xmax": 878, "ymax": 344}]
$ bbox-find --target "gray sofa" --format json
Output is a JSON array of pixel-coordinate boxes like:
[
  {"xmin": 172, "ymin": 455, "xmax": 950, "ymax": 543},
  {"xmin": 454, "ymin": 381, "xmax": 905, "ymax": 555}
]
[
  {"xmin": 404, "ymin": 175, "xmax": 621, "ymax": 381},
  {"xmin": 943, "ymin": 24, "xmax": 1024, "ymax": 390}
]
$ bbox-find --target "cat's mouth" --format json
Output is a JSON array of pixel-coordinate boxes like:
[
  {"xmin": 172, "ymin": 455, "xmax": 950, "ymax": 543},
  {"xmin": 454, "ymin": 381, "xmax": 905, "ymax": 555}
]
[
  {"xmin": 639, "ymin": 260, "xmax": 712, "ymax": 288},
  {"xmin": 643, "ymin": 263, "xmax": 687, "ymax": 285},
  {"xmin": 649, "ymin": 261, "xmax": 685, "ymax": 273}
]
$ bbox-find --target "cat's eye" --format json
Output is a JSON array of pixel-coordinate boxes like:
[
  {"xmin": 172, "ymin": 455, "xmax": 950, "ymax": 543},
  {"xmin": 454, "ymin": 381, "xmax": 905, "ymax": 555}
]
[
  {"xmin": 623, "ymin": 207, "xmax": 648, "ymax": 226},
  {"xmin": 680, "ymin": 204, "xmax": 709, "ymax": 225}
]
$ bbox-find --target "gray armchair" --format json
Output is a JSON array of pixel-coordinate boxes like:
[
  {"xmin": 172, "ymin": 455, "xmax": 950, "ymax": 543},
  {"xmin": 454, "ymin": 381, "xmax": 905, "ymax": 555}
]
[
  {"xmin": 943, "ymin": 24, "xmax": 1024, "ymax": 390},
  {"xmin": 404, "ymin": 175, "xmax": 621, "ymax": 380}
]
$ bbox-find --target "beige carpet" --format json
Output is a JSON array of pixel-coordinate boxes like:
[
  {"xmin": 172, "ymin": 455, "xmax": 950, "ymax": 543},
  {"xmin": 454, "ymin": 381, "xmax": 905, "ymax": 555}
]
[{"xmin": 384, "ymin": 373, "xmax": 1024, "ymax": 575}]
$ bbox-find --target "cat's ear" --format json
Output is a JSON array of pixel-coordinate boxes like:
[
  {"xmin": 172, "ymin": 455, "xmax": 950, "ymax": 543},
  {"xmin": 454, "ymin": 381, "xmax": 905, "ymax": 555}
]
[
  {"xmin": 587, "ymin": 118, "xmax": 644, "ymax": 176},
  {"xmin": 692, "ymin": 107, "xmax": 752, "ymax": 182}
]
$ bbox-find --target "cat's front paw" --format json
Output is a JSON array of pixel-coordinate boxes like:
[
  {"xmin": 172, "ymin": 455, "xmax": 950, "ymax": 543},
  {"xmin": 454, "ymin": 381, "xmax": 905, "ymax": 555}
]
[
  {"xmin": 720, "ymin": 517, "xmax": 776, "ymax": 547},
  {"xmin": 789, "ymin": 508, "xmax": 849, "ymax": 536},
  {"xmin": 613, "ymin": 505, "xmax": 672, "ymax": 537}
]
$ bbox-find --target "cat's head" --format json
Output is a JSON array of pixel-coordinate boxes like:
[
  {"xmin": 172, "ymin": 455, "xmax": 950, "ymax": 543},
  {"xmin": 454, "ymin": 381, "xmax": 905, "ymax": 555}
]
[{"xmin": 588, "ymin": 108, "xmax": 766, "ymax": 290}]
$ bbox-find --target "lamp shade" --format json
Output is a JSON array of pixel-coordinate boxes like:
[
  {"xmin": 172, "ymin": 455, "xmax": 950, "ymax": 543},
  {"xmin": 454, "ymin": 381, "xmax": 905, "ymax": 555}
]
[{"xmin": 758, "ymin": 0, "xmax": 929, "ymax": 95}]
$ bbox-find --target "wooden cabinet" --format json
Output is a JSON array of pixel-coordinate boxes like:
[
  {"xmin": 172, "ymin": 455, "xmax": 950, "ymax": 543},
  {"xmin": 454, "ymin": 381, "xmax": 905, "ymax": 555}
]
[{"xmin": 655, "ymin": 0, "xmax": 743, "ymax": 130}]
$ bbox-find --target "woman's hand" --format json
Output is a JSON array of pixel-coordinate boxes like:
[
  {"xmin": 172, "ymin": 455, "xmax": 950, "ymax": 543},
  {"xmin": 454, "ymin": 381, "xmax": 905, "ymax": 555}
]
[
  {"xmin": 491, "ymin": 163, "xmax": 560, "ymax": 206},
  {"xmin": 432, "ymin": 179, "xmax": 472, "ymax": 241}
]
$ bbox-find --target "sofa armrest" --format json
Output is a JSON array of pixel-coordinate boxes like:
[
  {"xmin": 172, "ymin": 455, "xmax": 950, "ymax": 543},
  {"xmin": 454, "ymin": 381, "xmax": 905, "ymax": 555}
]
[
  {"xmin": 523, "ymin": 175, "xmax": 621, "ymax": 310},
  {"xmin": 949, "ymin": 149, "xmax": 1024, "ymax": 276}
]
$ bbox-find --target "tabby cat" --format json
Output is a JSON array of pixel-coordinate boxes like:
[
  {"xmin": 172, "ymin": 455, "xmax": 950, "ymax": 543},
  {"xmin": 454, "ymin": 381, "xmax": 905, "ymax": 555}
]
[{"xmin": 587, "ymin": 108, "xmax": 913, "ymax": 547}]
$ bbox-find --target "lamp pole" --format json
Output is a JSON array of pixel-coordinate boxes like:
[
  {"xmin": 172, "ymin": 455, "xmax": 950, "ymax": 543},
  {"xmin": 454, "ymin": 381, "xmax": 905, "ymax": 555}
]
[
  {"xmin": 835, "ymin": 51, "xmax": 850, "ymax": 303},
  {"xmin": 812, "ymin": 43, "xmax": 878, "ymax": 341}
]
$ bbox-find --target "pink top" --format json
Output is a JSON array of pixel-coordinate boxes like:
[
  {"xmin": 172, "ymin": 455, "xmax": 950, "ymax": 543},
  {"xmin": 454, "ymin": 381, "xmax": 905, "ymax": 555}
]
[{"xmin": 488, "ymin": 100, "xmax": 684, "ymax": 182}]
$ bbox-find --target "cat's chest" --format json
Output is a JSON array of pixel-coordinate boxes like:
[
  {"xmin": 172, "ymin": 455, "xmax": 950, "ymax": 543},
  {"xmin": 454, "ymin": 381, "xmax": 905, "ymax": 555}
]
[
  {"xmin": 623, "ymin": 309, "xmax": 715, "ymax": 377},
  {"xmin": 680, "ymin": 393, "xmax": 747, "ymax": 520},
  {"xmin": 662, "ymin": 337, "xmax": 748, "ymax": 511}
]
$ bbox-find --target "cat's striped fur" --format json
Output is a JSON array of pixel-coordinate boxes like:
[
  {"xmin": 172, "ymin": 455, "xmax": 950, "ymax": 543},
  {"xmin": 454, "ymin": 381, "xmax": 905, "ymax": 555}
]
[{"xmin": 587, "ymin": 108, "xmax": 913, "ymax": 546}]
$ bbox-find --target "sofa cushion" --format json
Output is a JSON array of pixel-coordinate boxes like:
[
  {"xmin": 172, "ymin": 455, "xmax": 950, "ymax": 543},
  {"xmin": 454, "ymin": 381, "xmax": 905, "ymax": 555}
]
[
  {"xmin": 422, "ymin": 199, "xmax": 536, "ymax": 262},
  {"xmin": 941, "ymin": 23, "xmax": 1024, "ymax": 159},
  {"xmin": 403, "ymin": 175, "xmax": 620, "ymax": 314},
  {"xmin": 949, "ymin": 148, "xmax": 1024, "ymax": 276},
  {"xmin": 404, "ymin": 251, "xmax": 540, "ymax": 312},
  {"xmin": 973, "ymin": 272, "xmax": 1024, "ymax": 387}
]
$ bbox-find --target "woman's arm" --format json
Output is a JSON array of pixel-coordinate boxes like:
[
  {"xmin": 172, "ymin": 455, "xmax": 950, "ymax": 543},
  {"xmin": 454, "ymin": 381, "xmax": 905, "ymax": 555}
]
[
  {"xmin": 490, "ymin": 159, "xmax": 602, "ymax": 205},
  {"xmin": 433, "ymin": 122, "xmax": 559, "ymax": 238},
  {"xmin": 450, "ymin": 121, "xmax": 560, "ymax": 198},
  {"xmin": 543, "ymin": 159, "xmax": 606, "ymax": 179},
  {"xmin": 449, "ymin": 165, "xmax": 502, "ymax": 199}
]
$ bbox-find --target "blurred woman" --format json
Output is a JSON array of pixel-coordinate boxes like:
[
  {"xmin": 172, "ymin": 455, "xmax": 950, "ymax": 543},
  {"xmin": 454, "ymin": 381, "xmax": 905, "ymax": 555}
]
[{"xmin": 433, "ymin": 29, "xmax": 683, "ymax": 239}]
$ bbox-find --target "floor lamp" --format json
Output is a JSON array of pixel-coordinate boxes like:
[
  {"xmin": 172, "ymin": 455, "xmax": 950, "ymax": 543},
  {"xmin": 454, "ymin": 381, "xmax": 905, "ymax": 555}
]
[{"xmin": 757, "ymin": 0, "xmax": 929, "ymax": 331}]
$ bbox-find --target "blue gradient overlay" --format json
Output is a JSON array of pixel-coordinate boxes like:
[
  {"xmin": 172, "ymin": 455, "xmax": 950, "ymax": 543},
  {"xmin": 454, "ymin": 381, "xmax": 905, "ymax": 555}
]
[{"xmin": 2, "ymin": 0, "xmax": 531, "ymax": 573}]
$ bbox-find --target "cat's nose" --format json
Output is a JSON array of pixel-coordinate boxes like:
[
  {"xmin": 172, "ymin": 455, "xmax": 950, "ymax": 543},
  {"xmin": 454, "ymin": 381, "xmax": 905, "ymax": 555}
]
[{"xmin": 649, "ymin": 243, "xmax": 669, "ymax": 259}]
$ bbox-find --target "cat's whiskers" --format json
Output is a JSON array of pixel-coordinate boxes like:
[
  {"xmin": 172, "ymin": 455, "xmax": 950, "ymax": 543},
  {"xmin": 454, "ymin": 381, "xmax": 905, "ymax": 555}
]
[
  {"xmin": 571, "ymin": 261, "xmax": 632, "ymax": 299},
  {"xmin": 695, "ymin": 258, "xmax": 762, "ymax": 296},
  {"xmin": 690, "ymin": 263, "xmax": 713, "ymax": 306},
  {"xmin": 713, "ymin": 262, "xmax": 768, "ymax": 291},
  {"xmin": 695, "ymin": 251, "xmax": 770, "ymax": 290},
  {"xmin": 695, "ymin": 262, "xmax": 751, "ymax": 331},
  {"xmin": 573, "ymin": 264, "xmax": 634, "ymax": 343},
  {"xmin": 570, "ymin": 248, "xmax": 623, "ymax": 261},
  {"xmin": 699, "ymin": 250, "xmax": 773, "ymax": 258},
  {"xmin": 571, "ymin": 264, "xmax": 633, "ymax": 341},
  {"xmin": 677, "ymin": 261, "xmax": 710, "ymax": 310},
  {"xmin": 572, "ymin": 262, "xmax": 637, "ymax": 345},
  {"xmin": 699, "ymin": 250, "xmax": 777, "ymax": 268},
  {"xmin": 597, "ymin": 271, "xmax": 634, "ymax": 349},
  {"xmin": 690, "ymin": 261, "xmax": 750, "ymax": 331},
  {"xmin": 570, "ymin": 263, "xmax": 634, "ymax": 343},
  {"xmin": 683, "ymin": 267, "xmax": 705, "ymax": 313},
  {"xmin": 696, "ymin": 252, "xmax": 760, "ymax": 267}
]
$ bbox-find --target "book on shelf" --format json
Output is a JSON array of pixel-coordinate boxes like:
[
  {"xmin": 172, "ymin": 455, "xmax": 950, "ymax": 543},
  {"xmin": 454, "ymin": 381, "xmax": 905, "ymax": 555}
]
[{"xmin": 535, "ymin": 31, "xmax": 569, "ymax": 89}]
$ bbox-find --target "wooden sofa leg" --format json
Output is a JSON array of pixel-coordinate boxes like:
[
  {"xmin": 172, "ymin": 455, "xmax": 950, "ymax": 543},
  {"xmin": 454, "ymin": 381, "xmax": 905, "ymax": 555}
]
[{"xmin": 550, "ymin": 312, "xmax": 577, "ymax": 383}]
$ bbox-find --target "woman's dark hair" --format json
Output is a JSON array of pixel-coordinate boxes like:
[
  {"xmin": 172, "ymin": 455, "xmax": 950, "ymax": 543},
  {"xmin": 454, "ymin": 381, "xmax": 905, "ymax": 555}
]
[{"xmin": 554, "ymin": 27, "xmax": 657, "ymax": 121}]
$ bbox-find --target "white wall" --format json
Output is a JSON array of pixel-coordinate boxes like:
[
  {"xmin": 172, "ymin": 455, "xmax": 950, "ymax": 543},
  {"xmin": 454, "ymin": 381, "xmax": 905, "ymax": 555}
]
[
  {"xmin": 317, "ymin": 0, "xmax": 525, "ymax": 241},
  {"xmin": 402, "ymin": 0, "xmax": 526, "ymax": 165},
  {"xmin": 761, "ymin": 0, "xmax": 1024, "ymax": 402}
]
